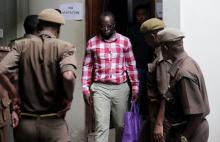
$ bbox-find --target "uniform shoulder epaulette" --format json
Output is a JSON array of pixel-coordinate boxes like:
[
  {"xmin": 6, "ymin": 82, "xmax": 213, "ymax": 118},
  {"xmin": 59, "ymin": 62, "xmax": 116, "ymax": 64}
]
[
  {"xmin": 0, "ymin": 46, "xmax": 11, "ymax": 52},
  {"xmin": 10, "ymin": 37, "xmax": 24, "ymax": 43}
]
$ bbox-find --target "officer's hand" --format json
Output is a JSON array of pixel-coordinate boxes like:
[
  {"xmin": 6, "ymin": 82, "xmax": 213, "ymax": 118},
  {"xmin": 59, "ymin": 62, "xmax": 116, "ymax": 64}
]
[
  {"xmin": 153, "ymin": 123, "xmax": 165, "ymax": 142},
  {"xmin": 12, "ymin": 97, "xmax": 21, "ymax": 114},
  {"xmin": 58, "ymin": 99, "xmax": 72, "ymax": 117},
  {"xmin": 131, "ymin": 93, "xmax": 138, "ymax": 102},
  {"xmin": 83, "ymin": 94, "xmax": 93, "ymax": 106},
  {"xmin": 12, "ymin": 111, "xmax": 19, "ymax": 128}
]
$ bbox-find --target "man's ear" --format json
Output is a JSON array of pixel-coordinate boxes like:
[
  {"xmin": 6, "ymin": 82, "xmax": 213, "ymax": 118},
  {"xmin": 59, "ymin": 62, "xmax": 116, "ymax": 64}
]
[
  {"xmin": 152, "ymin": 33, "xmax": 160, "ymax": 42},
  {"xmin": 151, "ymin": 33, "xmax": 157, "ymax": 39},
  {"xmin": 57, "ymin": 28, "xmax": 60, "ymax": 38},
  {"xmin": 112, "ymin": 23, "xmax": 116, "ymax": 29}
]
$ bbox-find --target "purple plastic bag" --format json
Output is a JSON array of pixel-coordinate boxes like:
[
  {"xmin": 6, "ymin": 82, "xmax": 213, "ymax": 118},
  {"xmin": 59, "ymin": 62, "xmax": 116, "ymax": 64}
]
[{"xmin": 122, "ymin": 101, "xmax": 141, "ymax": 142}]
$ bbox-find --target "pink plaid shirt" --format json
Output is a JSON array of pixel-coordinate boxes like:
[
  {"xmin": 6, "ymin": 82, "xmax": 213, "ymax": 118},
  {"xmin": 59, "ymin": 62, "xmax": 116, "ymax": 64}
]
[{"xmin": 82, "ymin": 33, "xmax": 139, "ymax": 96}]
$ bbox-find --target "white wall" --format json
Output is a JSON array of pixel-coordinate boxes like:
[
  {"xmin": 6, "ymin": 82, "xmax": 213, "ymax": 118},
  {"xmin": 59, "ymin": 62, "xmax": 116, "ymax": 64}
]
[
  {"xmin": 163, "ymin": 0, "xmax": 180, "ymax": 28},
  {"xmin": 164, "ymin": 0, "xmax": 220, "ymax": 141}
]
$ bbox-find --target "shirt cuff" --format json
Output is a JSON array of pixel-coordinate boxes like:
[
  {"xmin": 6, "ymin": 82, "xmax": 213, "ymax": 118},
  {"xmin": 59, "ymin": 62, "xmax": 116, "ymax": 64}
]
[
  {"xmin": 0, "ymin": 64, "xmax": 7, "ymax": 74},
  {"xmin": 61, "ymin": 64, "xmax": 76, "ymax": 74},
  {"xmin": 83, "ymin": 90, "xmax": 91, "ymax": 96}
]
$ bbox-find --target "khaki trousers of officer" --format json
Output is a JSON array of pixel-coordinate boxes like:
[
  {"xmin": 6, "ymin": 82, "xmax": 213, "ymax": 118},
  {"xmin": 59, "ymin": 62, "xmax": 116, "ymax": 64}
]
[
  {"xmin": 91, "ymin": 82, "xmax": 129, "ymax": 142},
  {"xmin": 0, "ymin": 120, "xmax": 14, "ymax": 142},
  {"xmin": 14, "ymin": 117, "xmax": 70, "ymax": 142},
  {"xmin": 166, "ymin": 119, "xmax": 209, "ymax": 142}
]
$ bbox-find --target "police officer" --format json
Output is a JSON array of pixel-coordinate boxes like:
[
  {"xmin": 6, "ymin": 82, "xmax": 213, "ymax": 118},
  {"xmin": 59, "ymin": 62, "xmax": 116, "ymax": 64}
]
[
  {"xmin": 0, "ymin": 46, "xmax": 14, "ymax": 142},
  {"xmin": 23, "ymin": 14, "xmax": 38, "ymax": 36},
  {"xmin": 158, "ymin": 28, "xmax": 210, "ymax": 142},
  {"xmin": 139, "ymin": 18, "xmax": 171, "ymax": 142},
  {"xmin": 0, "ymin": 8, "xmax": 77, "ymax": 142},
  {"xmin": 9, "ymin": 14, "xmax": 38, "ymax": 46},
  {"xmin": 8, "ymin": 15, "xmax": 39, "ymax": 113}
]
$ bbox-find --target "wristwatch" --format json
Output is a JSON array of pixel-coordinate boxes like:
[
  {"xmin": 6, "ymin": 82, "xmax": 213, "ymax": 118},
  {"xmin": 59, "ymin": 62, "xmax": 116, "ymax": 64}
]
[{"xmin": 180, "ymin": 135, "xmax": 188, "ymax": 142}]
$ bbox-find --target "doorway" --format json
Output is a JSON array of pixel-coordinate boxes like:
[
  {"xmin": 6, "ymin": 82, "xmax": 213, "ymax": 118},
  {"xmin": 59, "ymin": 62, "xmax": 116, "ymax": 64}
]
[
  {"xmin": 86, "ymin": 0, "xmax": 163, "ymax": 40},
  {"xmin": 85, "ymin": 0, "xmax": 163, "ymax": 138}
]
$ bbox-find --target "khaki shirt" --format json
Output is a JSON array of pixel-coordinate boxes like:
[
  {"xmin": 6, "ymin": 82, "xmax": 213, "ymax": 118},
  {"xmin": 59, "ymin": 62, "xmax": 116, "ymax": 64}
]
[
  {"xmin": 166, "ymin": 52, "xmax": 210, "ymax": 122},
  {"xmin": 0, "ymin": 31, "xmax": 77, "ymax": 114},
  {"xmin": 8, "ymin": 34, "xmax": 35, "ymax": 85},
  {"xmin": 147, "ymin": 46, "xmax": 171, "ymax": 100},
  {"xmin": 8, "ymin": 34, "xmax": 33, "ymax": 46},
  {"xmin": 0, "ymin": 46, "xmax": 11, "ymax": 127}
]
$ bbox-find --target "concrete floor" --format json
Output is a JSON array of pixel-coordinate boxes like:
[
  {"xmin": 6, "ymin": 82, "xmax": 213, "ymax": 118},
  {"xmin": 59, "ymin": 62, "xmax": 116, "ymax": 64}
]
[{"xmin": 88, "ymin": 129, "xmax": 115, "ymax": 142}]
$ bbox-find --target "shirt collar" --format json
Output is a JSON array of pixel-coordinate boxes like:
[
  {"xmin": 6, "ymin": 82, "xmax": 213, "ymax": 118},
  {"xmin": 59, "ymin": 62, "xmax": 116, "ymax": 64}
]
[
  {"xmin": 38, "ymin": 30, "xmax": 56, "ymax": 39},
  {"xmin": 169, "ymin": 52, "xmax": 188, "ymax": 77},
  {"xmin": 23, "ymin": 34, "xmax": 37, "ymax": 38},
  {"xmin": 99, "ymin": 32, "xmax": 118, "ymax": 43}
]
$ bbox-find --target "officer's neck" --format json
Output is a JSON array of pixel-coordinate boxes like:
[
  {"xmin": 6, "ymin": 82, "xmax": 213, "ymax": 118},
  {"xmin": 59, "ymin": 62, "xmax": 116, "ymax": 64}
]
[
  {"xmin": 172, "ymin": 48, "xmax": 185, "ymax": 62},
  {"xmin": 42, "ymin": 28, "xmax": 60, "ymax": 38}
]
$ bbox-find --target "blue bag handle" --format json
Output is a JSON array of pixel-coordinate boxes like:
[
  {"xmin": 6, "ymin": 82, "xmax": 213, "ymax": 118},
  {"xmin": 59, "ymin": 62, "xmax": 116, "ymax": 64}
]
[{"xmin": 130, "ymin": 101, "xmax": 138, "ymax": 113}]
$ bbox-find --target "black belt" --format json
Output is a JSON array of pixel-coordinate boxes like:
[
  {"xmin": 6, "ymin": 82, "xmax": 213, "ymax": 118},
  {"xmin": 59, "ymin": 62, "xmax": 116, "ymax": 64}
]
[{"xmin": 94, "ymin": 81, "xmax": 127, "ymax": 85}]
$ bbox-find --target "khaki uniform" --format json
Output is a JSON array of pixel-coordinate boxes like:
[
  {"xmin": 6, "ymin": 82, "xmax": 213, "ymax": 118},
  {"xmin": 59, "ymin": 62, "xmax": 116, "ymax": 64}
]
[
  {"xmin": 165, "ymin": 52, "xmax": 210, "ymax": 142},
  {"xmin": 0, "ymin": 46, "xmax": 14, "ymax": 142},
  {"xmin": 147, "ymin": 47, "xmax": 171, "ymax": 98},
  {"xmin": 0, "ymin": 31, "xmax": 77, "ymax": 142},
  {"xmin": 8, "ymin": 34, "xmax": 35, "ymax": 87},
  {"xmin": 8, "ymin": 34, "xmax": 34, "ymax": 47},
  {"xmin": 140, "ymin": 47, "xmax": 171, "ymax": 142}
]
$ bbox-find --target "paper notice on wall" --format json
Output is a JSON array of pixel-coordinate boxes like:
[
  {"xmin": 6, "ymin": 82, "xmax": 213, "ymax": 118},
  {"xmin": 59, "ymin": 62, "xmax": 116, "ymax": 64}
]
[
  {"xmin": 59, "ymin": 3, "xmax": 84, "ymax": 20},
  {"xmin": 156, "ymin": 2, "xmax": 163, "ymax": 18},
  {"xmin": 0, "ymin": 29, "xmax": 3, "ymax": 38}
]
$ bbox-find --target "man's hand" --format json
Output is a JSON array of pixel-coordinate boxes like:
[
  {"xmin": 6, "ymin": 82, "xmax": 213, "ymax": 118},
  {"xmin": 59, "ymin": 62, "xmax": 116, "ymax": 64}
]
[
  {"xmin": 131, "ymin": 92, "xmax": 138, "ymax": 102},
  {"xmin": 0, "ymin": 74, "xmax": 17, "ymax": 99},
  {"xmin": 58, "ymin": 99, "xmax": 72, "ymax": 117},
  {"xmin": 11, "ymin": 97, "xmax": 21, "ymax": 114},
  {"xmin": 83, "ymin": 94, "xmax": 93, "ymax": 106},
  {"xmin": 12, "ymin": 111, "xmax": 19, "ymax": 128},
  {"xmin": 153, "ymin": 123, "xmax": 165, "ymax": 142}
]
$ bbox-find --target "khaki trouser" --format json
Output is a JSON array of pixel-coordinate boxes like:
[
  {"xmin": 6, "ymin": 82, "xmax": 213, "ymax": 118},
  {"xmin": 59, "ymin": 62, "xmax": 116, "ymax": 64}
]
[
  {"xmin": 166, "ymin": 119, "xmax": 209, "ymax": 142},
  {"xmin": 0, "ymin": 120, "xmax": 14, "ymax": 142},
  {"xmin": 91, "ymin": 82, "xmax": 129, "ymax": 142},
  {"xmin": 14, "ymin": 117, "xmax": 70, "ymax": 142}
]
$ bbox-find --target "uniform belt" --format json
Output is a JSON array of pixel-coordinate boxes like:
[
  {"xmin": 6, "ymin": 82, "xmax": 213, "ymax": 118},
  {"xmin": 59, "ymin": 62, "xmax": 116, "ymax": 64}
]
[
  {"xmin": 20, "ymin": 112, "xmax": 59, "ymax": 119},
  {"xmin": 149, "ymin": 98, "xmax": 159, "ymax": 102},
  {"xmin": 171, "ymin": 118, "xmax": 206, "ymax": 127},
  {"xmin": 171, "ymin": 121, "xmax": 187, "ymax": 127}
]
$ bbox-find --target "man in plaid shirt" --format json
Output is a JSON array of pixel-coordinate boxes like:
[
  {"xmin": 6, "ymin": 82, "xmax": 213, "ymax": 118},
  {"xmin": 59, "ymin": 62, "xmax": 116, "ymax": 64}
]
[{"xmin": 82, "ymin": 12, "xmax": 139, "ymax": 142}]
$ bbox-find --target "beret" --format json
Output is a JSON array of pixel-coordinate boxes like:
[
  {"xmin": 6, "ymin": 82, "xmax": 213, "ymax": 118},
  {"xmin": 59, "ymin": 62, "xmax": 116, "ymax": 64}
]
[
  {"xmin": 140, "ymin": 18, "xmax": 165, "ymax": 33},
  {"xmin": 158, "ymin": 28, "xmax": 185, "ymax": 42},
  {"xmin": 38, "ymin": 8, "xmax": 65, "ymax": 25}
]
